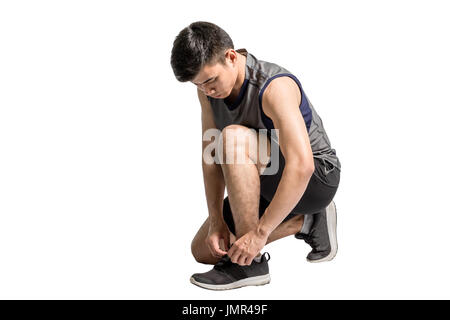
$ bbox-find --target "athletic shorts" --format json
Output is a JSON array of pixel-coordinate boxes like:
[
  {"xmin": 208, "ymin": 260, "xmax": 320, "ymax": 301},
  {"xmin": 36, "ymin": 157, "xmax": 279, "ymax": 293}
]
[{"xmin": 222, "ymin": 150, "xmax": 341, "ymax": 236}]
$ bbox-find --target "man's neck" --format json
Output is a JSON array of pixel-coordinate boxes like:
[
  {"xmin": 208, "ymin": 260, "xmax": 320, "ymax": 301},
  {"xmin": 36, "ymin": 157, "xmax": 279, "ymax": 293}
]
[{"xmin": 226, "ymin": 53, "xmax": 247, "ymax": 103}]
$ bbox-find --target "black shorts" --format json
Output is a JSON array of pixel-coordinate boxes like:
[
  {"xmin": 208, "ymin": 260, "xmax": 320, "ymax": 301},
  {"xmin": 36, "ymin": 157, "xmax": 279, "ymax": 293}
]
[{"xmin": 222, "ymin": 150, "xmax": 340, "ymax": 236}]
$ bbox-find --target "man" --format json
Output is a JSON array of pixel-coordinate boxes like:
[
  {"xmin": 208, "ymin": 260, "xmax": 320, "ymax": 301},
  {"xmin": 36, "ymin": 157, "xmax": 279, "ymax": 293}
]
[{"xmin": 170, "ymin": 21, "xmax": 341, "ymax": 290}]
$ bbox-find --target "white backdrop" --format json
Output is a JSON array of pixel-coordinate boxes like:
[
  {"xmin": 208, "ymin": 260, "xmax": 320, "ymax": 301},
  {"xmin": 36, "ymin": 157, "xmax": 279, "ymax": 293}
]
[{"xmin": 1, "ymin": 0, "xmax": 449, "ymax": 299}]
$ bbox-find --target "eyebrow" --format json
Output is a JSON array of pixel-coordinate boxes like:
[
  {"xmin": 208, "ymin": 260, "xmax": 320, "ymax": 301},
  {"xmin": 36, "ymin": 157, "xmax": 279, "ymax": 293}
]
[{"xmin": 194, "ymin": 77, "xmax": 214, "ymax": 85}]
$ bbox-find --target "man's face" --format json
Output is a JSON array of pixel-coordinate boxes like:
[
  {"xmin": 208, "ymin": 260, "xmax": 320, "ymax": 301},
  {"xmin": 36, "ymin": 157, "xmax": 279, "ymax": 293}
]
[{"xmin": 191, "ymin": 51, "xmax": 238, "ymax": 99}]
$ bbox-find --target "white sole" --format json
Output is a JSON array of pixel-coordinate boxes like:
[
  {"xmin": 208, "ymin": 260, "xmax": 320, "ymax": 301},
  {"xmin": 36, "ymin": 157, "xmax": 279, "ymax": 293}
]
[
  {"xmin": 190, "ymin": 274, "xmax": 271, "ymax": 291},
  {"xmin": 307, "ymin": 200, "xmax": 338, "ymax": 263}
]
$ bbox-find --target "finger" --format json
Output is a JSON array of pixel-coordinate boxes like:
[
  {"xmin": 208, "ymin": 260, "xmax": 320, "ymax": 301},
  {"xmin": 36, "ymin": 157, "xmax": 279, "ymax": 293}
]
[
  {"xmin": 228, "ymin": 246, "xmax": 238, "ymax": 263},
  {"xmin": 237, "ymin": 254, "xmax": 247, "ymax": 266},
  {"xmin": 231, "ymin": 253, "xmax": 241, "ymax": 264},
  {"xmin": 218, "ymin": 237, "xmax": 229, "ymax": 254},
  {"xmin": 207, "ymin": 243, "xmax": 220, "ymax": 258},
  {"xmin": 207, "ymin": 239, "xmax": 222, "ymax": 258},
  {"xmin": 212, "ymin": 239, "xmax": 227, "ymax": 256}
]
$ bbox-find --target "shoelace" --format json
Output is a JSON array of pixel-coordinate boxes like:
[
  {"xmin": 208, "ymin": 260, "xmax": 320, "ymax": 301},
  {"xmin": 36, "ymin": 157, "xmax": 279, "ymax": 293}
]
[{"xmin": 214, "ymin": 255, "xmax": 232, "ymax": 272}]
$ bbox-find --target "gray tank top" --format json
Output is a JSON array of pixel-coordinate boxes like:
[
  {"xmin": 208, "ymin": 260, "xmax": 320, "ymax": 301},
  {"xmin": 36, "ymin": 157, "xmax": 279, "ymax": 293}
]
[{"xmin": 207, "ymin": 48, "xmax": 341, "ymax": 171}]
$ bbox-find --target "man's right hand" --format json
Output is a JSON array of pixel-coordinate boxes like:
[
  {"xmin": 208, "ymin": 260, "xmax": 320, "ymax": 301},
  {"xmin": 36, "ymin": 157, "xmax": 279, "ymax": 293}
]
[{"xmin": 206, "ymin": 219, "xmax": 230, "ymax": 258}]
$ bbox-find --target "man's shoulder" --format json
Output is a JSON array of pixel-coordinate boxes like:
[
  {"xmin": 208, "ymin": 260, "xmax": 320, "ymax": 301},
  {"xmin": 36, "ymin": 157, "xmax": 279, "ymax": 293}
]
[{"xmin": 262, "ymin": 76, "xmax": 301, "ymax": 107}]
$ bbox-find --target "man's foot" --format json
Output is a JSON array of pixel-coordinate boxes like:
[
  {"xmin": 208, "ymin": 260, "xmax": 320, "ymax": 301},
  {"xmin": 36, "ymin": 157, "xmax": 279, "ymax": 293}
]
[
  {"xmin": 295, "ymin": 200, "xmax": 338, "ymax": 263},
  {"xmin": 190, "ymin": 253, "xmax": 271, "ymax": 290}
]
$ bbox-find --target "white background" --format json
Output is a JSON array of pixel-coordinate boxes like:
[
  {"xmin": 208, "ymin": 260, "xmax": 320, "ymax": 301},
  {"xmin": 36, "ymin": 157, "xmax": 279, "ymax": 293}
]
[{"xmin": 1, "ymin": 0, "xmax": 449, "ymax": 299}]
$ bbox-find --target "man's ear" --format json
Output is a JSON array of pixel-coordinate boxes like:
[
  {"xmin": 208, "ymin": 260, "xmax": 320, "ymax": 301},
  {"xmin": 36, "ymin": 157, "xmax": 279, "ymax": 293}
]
[{"xmin": 225, "ymin": 49, "xmax": 237, "ymax": 64}]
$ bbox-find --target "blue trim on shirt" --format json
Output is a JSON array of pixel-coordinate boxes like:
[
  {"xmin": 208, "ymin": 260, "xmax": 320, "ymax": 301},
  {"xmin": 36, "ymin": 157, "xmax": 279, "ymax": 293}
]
[{"xmin": 258, "ymin": 73, "xmax": 312, "ymax": 132}]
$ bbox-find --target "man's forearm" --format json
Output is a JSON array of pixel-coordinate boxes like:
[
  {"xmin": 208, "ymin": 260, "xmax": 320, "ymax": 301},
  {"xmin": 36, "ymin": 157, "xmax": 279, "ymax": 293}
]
[
  {"xmin": 202, "ymin": 162, "xmax": 226, "ymax": 222},
  {"xmin": 257, "ymin": 165, "xmax": 313, "ymax": 237}
]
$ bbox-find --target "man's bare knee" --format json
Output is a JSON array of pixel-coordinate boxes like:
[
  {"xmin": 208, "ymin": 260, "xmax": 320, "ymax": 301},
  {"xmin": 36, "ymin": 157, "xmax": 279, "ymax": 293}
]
[
  {"xmin": 219, "ymin": 125, "xmax": 269, "ymax": 171},
  {"xmin": 219, "ymin": 125, "xmax": 253, "ymax": 165}
]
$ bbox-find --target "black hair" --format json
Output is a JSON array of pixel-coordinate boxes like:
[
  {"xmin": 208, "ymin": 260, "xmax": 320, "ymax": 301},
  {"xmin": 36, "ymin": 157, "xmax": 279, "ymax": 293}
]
[{"xmin": 170, "ymin": 21, "xmax": 234, "ymax": 82}]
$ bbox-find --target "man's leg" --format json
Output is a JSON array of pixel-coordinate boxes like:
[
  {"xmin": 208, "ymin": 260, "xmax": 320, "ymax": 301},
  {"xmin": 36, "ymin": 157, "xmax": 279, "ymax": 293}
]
[
  {"xmin": 191, "ymin": 124, "xmax": 306, "ymax": 264},
  {"xmin": 220, "ymin": 124, "xmax": 306, "ymax": 243},
  {"xmin": 219, "ymin": 124, "xmax": 263, "ymax": 240},
  {"xmin": 266, "ymin": 214, "xmax": 304, "ymax": 244}
]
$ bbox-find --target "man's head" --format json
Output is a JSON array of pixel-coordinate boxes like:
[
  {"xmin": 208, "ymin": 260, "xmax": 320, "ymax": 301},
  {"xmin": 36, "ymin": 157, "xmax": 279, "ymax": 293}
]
[{"xmin": 170, "ymin": 21, "xmax": 240, "ymax": 98}]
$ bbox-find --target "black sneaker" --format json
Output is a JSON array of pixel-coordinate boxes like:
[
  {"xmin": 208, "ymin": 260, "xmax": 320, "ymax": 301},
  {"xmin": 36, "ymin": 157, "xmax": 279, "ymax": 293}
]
[
  {"xmin": 190, "ymin": 253, "xmax": 271, "ymax": 290},
  {"xmin": 295, "ymin": 200, "xmax": 338, "ymax": 263}
]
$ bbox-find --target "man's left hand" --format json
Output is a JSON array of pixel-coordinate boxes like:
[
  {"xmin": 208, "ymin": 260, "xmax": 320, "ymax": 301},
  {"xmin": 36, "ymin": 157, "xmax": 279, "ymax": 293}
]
[{"xmin": 227, "ymin": 229, "xmax": 268, "ymax": 266}]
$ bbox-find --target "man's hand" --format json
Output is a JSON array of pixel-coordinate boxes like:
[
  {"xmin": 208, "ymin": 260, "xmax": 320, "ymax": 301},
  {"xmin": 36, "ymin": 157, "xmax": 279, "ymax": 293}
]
[
  {"xmin": 206, "ymin": 219, "xmax": 230, "ymax": 259},
  {"xmin": 228, "ymin": 229, "xmax": 269, "ymax": 266}
]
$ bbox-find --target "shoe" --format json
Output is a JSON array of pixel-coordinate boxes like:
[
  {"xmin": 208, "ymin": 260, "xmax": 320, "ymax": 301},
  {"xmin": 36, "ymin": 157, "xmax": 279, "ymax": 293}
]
[
  {"xmin": 190, "ymin": 253, "xmax": 271, "ymax": 290},
  {"xmin": 295, "ymin": 200, "xmax": 338, "ymax": 263}
]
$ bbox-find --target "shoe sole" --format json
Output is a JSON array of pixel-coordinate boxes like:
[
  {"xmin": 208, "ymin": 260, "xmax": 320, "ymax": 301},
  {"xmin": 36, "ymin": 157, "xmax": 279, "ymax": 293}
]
[
  {"xmin": 307, "ymin": 200, "xmax": 338, "ymax": 263},
  {"xmin": 190, "ymin": 274, "xmax": 271, "ymax": 291}
]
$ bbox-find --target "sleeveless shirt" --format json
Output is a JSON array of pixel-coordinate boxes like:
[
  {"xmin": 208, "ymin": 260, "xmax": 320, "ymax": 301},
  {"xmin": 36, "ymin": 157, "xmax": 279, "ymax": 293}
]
[{"xmin": 207, "ymin": 48, "xmax": 341, "ymax": 171}]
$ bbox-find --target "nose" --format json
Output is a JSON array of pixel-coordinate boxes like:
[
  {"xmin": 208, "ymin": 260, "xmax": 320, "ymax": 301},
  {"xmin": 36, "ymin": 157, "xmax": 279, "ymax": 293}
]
[
  {"xmin": 205, "ymin": 88, "xmax": 216, "ymax": 96},
  {"xmin": 197, "ymin": 83, "xmax": 215, "ymax": 96}
]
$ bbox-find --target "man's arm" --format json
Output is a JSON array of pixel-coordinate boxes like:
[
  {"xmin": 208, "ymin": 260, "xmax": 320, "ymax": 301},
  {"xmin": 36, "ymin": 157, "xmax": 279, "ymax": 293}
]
[
  {"xmin": 198, "ymin": 88, "xmax": 226, "ymax": 225},
  {"xmin": 257, "ymin": 77, "xmax": 315, "ymax": 237}
]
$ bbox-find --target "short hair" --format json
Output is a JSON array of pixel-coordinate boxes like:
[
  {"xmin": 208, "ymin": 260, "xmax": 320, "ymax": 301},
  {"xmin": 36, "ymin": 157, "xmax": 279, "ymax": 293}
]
[{"xmin": 170, "ymin": 21, "xmax": 234, "ymax": 82}]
